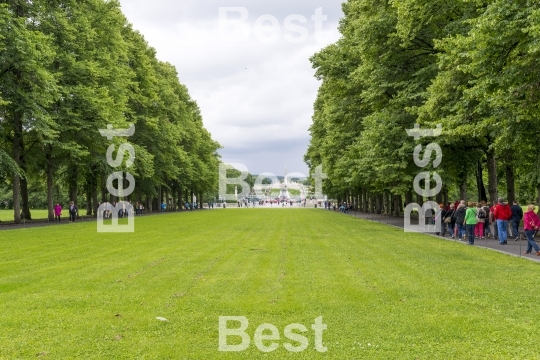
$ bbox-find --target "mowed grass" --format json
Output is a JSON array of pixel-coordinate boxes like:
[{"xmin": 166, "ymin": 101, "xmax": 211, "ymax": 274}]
[
  {"xmin": 1, "ymin": 209, "xmax": 540, "ymax": 359},
  {"xmin": 0, "ymin": 209, "xmax": 50, "ymax": 222}
]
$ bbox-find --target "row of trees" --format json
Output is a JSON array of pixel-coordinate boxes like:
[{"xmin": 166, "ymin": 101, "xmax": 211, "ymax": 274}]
[
  {"xmin": 305, "ymin": 0, "xmax": 540, "ymax": 215},
  {"xmin": 0, "ymin": 0, "xmax": 221, "ymax": 223}
]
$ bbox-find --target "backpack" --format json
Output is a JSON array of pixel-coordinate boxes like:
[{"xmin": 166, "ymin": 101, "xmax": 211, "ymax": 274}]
[{"xmin": 477, "ymin": 208, "xmax": 487, "ymax": 219}]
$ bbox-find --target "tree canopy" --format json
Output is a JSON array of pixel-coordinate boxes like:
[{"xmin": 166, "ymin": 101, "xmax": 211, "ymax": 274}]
[
  {"xmin": 305, "ymin": 0, "xmax": 540, "ymax": 213},
  {"xmin": 0, "ymin": 0, "xmax": 221, "ymax": 222}
]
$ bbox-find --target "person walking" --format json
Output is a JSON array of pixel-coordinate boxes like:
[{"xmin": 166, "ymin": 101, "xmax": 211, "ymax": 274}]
[
  {"xmin": 69, "ymin": 201, "xmax": 77, "ymax": 223},
  {"xmin": 523, "ymin": 205, "xmax": 540, "ymax": 255},
  {"xmin": 436, "ymin": 204, "xmax": 447, "ymax": 236},
  {"xmin": 455, "ymin": 203, "xmax": 467, "ymax": 240},
  {"xmin": 54, "ymin": 203, "xmax": 62, "ymax": 222},
  {"xmin": 445, "ymin": 204, "xmax": 456, "ymax": 238},
  {"xmin": 465, "ymin": 202, "xmax": 478, "ymax": 245},
  {"xmin": 475, "ymin": 203, "xmax": 487, "ymax": 239},
  {"xmin": 489, "ymin": 202, "xmax": 498, "ymax": 240},
  {"xmin": 481, "ymin": 201, "xmax": 491, "ymax": 238},
  {"xmin": 510, "ymin": 200, "xmax": 523, "ymax": 241},
  {"xmin": 493, "ymin": 198, "xmax": 512, "ymax": 244}
]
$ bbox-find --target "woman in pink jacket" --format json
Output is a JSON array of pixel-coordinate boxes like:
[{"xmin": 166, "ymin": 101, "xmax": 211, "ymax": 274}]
[
  {"xmin": 523, "ymin": 204, "xmax": 540, "ymax": 255},
  {"xmin": 54, "ymin": 203, "xmax": 62, "ymax": 222}
]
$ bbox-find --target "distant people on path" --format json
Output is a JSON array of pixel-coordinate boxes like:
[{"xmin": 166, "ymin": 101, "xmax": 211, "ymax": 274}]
[
  {"xmin": 481, "ymin": 201, "xmax": 491, "ymax": 238},
  {"xmin": 524, "ymin": 204, "xmax": 540, "ymax": 255},
  {"xmin": 161, "ymin": 201, "xmax": 166, "ymax": 212},
  {"xmin": 436, "ymin": 204, "xmax": 447, "ymax": 237},
  {"xmin": 489, "ymin": 202, "xmax": 498, "ymax": 240},
  {"xmin": 510, "ymin": 201, "xmax": 523, "ymax": 241},
  {"xmin": 69, "ymin": 201, "xmax": 77, "ymax": 223},
  {"xmin": 444, "ymin": 204, "xmax": 456, "ymax": 238},
  {"xmin": 54, "ymin": 203, "xmax": 62, "ymax": 222},
  {"xmin": 465, "ymin": 202, "xmax": 478, "ymax": 245},
  {"xmin": 455, "ymin": 203, "xmax": 467, "ymax": 240},
  {"xmin": 493, "ymin": 198, "xmax": 512, "ymax": 244},
  {"xmin": 475, "ymin": 203, "xmax": 487, "ymax": 239}
]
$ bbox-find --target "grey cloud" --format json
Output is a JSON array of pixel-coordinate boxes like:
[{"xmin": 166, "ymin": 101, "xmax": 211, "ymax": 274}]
[
  {"xmin": 119, "ymin": 0, "xmax": 343, "ymax": 176},
  {"xmin": 122, "ymin": 1, "xmax": 344, "ymax": 25}
]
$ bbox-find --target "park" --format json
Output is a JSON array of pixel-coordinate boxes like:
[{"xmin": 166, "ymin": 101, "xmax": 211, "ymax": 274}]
[{"xmin": 2, "ymin": 0, "xmax": 540, "ymax": 358}]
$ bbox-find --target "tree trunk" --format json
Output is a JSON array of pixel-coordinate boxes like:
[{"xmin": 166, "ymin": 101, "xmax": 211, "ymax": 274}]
[
  {"xmin": 486, "ymin": 148, "xmax": 498, "ymax": 205},
  {"xmin": 383, "ymin": 192, "xmax": 389, "ymax": 214},
  {"xmin": 12, "ymin": 175, "xmax": 21, "ymax": 223},
  {"xmin": 20, "ymin": 171, "xmax": 31, "ymax": 220},
  {"xmin": 11, "ymin": 77, "xmax": 23, "ymax": 223},
  {"xmin": 69, "ymin": 164, "xmax": 78, "ymax": 206},
  {"xmin": 178, "ymin": 185, "xmax": 183, "ymax": 209},
  {"xmin": 362, "ymin": 188, "xmax": 368, "ymax": 212},
  {"xmin": 505, "ymin": 164, "xmax": 515, "ymax": 205},
  {"xmin": 46, "ymin": 148, "xmax": 54, "ymax": 221},
  {"xmin": 92, "ymin": 186, "xmax": 98, "ymax": 217},
  {"xmin": 375, "ymin": 194, "xmax": 382, "ymax": 214},
  {"xmin": 146, "ymin": 195, "xmax": 152, "ymax": 212},
  {"xmin": 101, "ymin": 182, "xmax": 107, "ymax": 203},
  {"xmin": 476, "ymin": 160, "xmax": 487, "ymax": 202},
  {"xmin": 459, "ymin": 176, "xmax": 467, "ymax": 202},
  {"xmin": 172, "ymin": 186, "xmax": 176, "ymax": 211},
  {"xmin": 17, "ymin": 118, "xmax": 31, "ymax": 220},
  {"xmin": 443, "ymin": 186, "xmax": 448, "ymax": 207},
  {"xmin": 436, "ymin": 191, "xmax": 443, "ymax": 205},
  {"xmin": 393, "ymin": 194, "xmax": 401, "ymax": 216},
  {"xmin": 405, "ymin": 190, "xmax": 413, "ymax": 207},
  {"xmin": 416, "ymin": 193, "xmax": 424, "ymax": 206},
  {"xmin": 537, "ymin": 184, "xmax": 540, "ymax": 212},
  {"xmin": 86, "ymin": 191, "xmax": 92, "ymax": 215}
]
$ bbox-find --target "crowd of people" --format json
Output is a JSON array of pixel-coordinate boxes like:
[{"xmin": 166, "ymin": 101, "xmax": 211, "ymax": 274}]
[
  {"xmin": 47, "ymin": 199, "xmax": 212, "ymax": 224},
  {"xmin": 436, "ymin": 198, "xmax": 540, "ymax": 255},
  {"xmin": 323, "ymin": 201, "xmax": 350, "ymax": 213},
  {"xmin": 236, "ymin": 198, "xmax": 307, "ymax": 207}
]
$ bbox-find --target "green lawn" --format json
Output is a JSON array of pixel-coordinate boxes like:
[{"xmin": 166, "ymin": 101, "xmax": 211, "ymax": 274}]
[
  {"xmin": 0, "ymin": 209, "xmax": 50, "ymax": 222},
  {"xmin": 269, "ymin": 189, "xmax": 301, "ymax": 197},
  {"xmin": 1, "ymin": 209, "xmax": 539, "ymax": 359}
]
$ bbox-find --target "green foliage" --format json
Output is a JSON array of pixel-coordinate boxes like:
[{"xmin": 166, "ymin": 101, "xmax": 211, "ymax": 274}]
[
  {"xmin": 0, "ymin": 0, "xmax": 221, "ymax": 221},
  {"xmin": 306, "ymin": 0, "xmax": 540, "ymax": 204}
]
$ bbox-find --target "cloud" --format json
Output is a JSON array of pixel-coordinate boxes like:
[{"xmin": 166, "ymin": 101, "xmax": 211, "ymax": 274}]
[{"xmin": 119, "ymin": 0, "xmax": 344, "ymax": 175}]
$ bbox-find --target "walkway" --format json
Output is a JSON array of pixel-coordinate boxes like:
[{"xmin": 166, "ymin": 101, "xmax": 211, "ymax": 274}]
[{"xmin": 337, "ymin": 209, "xmax": 540, "ymax": 263}]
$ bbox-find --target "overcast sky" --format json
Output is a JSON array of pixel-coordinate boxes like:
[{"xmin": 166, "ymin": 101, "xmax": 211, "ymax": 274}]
[{"xmin": 118, "ymin": 1, "xmax": 344, "ymax": 176}]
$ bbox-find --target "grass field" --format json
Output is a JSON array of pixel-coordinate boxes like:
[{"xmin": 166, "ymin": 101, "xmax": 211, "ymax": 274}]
[
  {"xmin": 0, "ymin": 209, "xmax": 50, "ymax": 222},
  {"xmin": 1, "ymin": 209, "xmax": 540, "ymax": 359}
]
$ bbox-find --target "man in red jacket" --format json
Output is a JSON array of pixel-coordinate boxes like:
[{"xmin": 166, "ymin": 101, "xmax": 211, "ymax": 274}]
[{"xmin": 493, "ymin": 197, "xmax": 512, "ymax": 244}]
